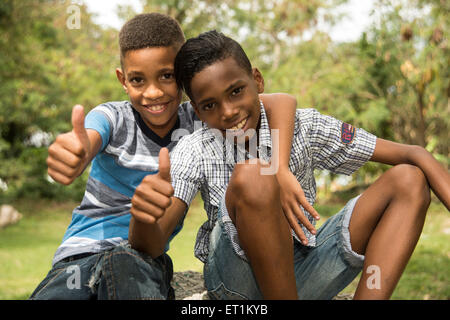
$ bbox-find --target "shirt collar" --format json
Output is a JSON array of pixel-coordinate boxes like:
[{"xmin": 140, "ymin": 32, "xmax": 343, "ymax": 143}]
[{"xmin": 258, "ymin": 100, "xmax": 272, "ymax": 150}]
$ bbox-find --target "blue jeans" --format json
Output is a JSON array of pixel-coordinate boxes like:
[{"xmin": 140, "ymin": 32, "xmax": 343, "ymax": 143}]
[
  {"xmin": 29, "ymin": 243, "xmax": 174, "ymax": 300},
  {"xmin": 204, "ymin": 196, "xmax": 364, "ymax": 300}
]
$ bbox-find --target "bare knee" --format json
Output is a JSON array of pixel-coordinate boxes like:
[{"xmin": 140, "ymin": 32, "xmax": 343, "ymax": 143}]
[
  {"xmin": 388, "ymin": 164, "xmax": 431, "ymax": 207},
  {"xmin": 227, "ymin": 161, "xmax": 290, "ymax": 242},
  {"xmin": 228, "ymin": 161, "xmax": 280, "ymax": 210}
]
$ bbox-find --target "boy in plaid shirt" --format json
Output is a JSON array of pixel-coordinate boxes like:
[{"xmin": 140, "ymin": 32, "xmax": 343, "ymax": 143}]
[{"xmin": 129, "ymin": 31, "xmax": 450, "ymax": 299}]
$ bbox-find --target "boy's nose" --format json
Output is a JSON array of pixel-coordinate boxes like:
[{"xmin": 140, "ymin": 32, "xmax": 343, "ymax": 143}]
[
  {"xmin": 221, "ymin": 102, "xmax": 240, "ymax": 122},
  {"xmin": 143, "ymin": 84, "xmax": 164, "ymax": 100}
]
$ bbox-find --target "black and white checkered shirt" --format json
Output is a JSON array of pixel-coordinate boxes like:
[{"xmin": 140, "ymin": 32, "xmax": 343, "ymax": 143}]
[{"xmin": 171, "ymin": 101, "xmax": 377, "ymax": 263}]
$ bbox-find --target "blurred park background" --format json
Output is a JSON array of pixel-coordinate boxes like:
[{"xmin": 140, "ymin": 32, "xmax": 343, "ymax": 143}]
[{"xmin": 0, "ymin": 0, "xmax": 448, "ymax": 299}]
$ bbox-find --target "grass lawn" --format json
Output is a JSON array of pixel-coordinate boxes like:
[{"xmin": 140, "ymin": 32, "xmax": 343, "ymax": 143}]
[
  {"xmin": 0, "ymin": 196, "xmax": 448, "ymax": 300},
  {"xmin": 0, "ymin": 201, "xmax": 76, "ymax": 300}
]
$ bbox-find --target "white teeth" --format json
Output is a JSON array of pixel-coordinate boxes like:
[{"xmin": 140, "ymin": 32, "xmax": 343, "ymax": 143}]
[
  {"xmin": 148, "ymin": 104, "xmax": 165, "ymax": 111},
  {"xmin": 229, "ymin": 118, "xmax": 247, "ymax": 131}
]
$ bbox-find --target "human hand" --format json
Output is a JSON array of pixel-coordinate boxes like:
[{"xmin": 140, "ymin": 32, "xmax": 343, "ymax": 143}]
[
  {"xmin": 130, "ymin": 148, "xmax": 174, "ymax": 224},
  {"xmin": 47, "ymin": 105, "xmax": 91, "ymax": 185},
  {"xmin": 276, "ymin": 168, "xmax": 320, "ymax": 245}
]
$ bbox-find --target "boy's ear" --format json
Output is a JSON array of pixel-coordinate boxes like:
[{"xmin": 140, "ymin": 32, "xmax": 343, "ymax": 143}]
[
  {"xmin": 190, "ymin": 101, "xmax": 203, "ymax": 121},
  {"xmin": 115, "ymin": 68, "xmax": 128, "ymax": 93},
  {"xmin": 252, "ymin": 68, "xmax": 265, "ymax": 93}
]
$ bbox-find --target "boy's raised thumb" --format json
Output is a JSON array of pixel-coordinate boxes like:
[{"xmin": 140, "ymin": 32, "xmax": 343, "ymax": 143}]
[
  {"xmin": 158, "ymin": 147, "xmax": 171, "ymax": 182},
  {"xmin": 71, "ymin": 105, "xmax": 89, "ymax": 147}
]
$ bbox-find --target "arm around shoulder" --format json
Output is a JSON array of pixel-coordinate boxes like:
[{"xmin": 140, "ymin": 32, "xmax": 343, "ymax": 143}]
[{"xmin": 259, "ymin": 93, "xmax": 297, "ymax": 169}]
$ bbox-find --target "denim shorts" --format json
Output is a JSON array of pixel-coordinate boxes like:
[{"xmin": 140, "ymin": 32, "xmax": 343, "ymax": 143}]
[
  {"xmin": 29, "ymin": 243, "xmax": 174, "ymax": 300},
  {"xmin": 204, "ymin": 196, "xmax": 364, "ymax": 300}
]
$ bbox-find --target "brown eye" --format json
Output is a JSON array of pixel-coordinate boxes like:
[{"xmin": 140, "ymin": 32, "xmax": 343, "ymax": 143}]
[
  {"xmin": 231, "ymin": 87, "xmax": 243, "ymax": 96},
  {"xmin": 161, "ymin": 73, "xmax": 174, "ymax": 80},
  {"xmin": 130, "ymin": 77, "xmax": 144, "ymax": 84},
  {"xmin": 203, "ymin": 103, "xmax": 216, "ymax": 111}
]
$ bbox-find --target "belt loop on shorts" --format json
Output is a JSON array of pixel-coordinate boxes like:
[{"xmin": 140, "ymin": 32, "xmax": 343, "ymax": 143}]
[{"xmin": 88, "ymin": 254, "xmax": 105, "ymax": 293}]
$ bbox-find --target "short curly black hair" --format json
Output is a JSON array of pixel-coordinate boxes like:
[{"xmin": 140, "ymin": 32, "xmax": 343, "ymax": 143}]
[
  {"xmin": 119, "ymin": 13, "xmax": 185, "ymax": 68},
  {"xmin": 174, "ymin": 30, "xmax": 252, "ymax": 100}
]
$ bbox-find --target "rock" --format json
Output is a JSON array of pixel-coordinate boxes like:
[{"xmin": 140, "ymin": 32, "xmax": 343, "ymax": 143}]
[
  {"xmin": 172, "ymin": 271, "xmax": 209, "ymax": 300},
  {"xmin": 0, "ymin": 205, "xmax": 22, "ymax": 229},
  {"xmin": 332, "ymin": 293, "xmax": 354, "ymax": 300},
  {"xmin": 172, "ymin": 271, "xmax": 354, "ymax": 300}
]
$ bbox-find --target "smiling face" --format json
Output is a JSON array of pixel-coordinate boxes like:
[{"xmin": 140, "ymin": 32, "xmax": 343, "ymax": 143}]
[
  {"xmin": 116, "ymin": 46, "xmax": 182, "ymax": 137},
  {"xmin": 190, "ymin": 57, "xmax": 264, "ymax": 142}
]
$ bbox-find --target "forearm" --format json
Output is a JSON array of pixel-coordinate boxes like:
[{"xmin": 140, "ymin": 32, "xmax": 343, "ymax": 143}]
[
  {"xmin": 260, "ymin": 93, "xmax": 296, "ymax": 170},
  {"xmin": 84, "ymin": 129, "xmax": 102, "ymax": 168},
  {"xmin": 371, "ymin": 139, "xmax": 450, "ymax": 210},
  {"xmin": 129, "ymin": 217, "xmax": 167, "ymax": 258},
  {"xmin": 72, "ymin": 129, "xmax": 102, "ymax": 178},
  {"xmin": 129, "ymin": 197, "xmax": 187, "ymax": 258},
  {"xmin": 407, "ymin": 146, "xmax": 450, "ymax": 210},
  {"xmin": 273, "ymin": 106, "xmax": 295, "ymax": 170}
]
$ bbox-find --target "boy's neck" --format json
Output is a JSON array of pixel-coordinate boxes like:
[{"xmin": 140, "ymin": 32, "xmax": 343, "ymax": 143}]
[{"xmin": 133, "ymin": 108, "xmax": 180, "ymax": 146}]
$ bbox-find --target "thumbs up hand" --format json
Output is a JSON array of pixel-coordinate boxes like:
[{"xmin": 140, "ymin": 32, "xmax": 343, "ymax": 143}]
[
  {"xmin": 157, "ymin": 147, "xmax": 171, "ymax": 183},
  {"xmin": 131, "ymin": 148, "xmax": 174, "ymax": 224},
  {"xmin": 47, "ymin": 105, "xmax": 92, "ymax": 185},
  {"xmin": 71, "ymin": 104, "xmax": 91, "ymax": 158}
]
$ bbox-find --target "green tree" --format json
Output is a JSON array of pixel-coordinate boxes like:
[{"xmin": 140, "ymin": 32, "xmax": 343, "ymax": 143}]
[
  {"xmin": 265, "ymin": 0, "xmax": 448, "ymax": 186},
  {"xmin": 0, "ymin": 1, "xmax": 127, "ymax": 201},
  {"xmin": 359, "ymin": 0, "xmax": 449, "ymax": 164},
  {"xmin": 2, "ymin": 0, "xmax": 446, "ymax": 201}
]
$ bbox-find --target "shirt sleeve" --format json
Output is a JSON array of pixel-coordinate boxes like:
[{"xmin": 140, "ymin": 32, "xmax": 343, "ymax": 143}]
[
  {"xmin": 170, "ymin": 136, "xmax": 202, "ymax": 206},
  {"xmin": 308, "ymin": 109, "xmax": 377, "ymax": 175},
  {"xmin": 85, "ymin": 104, "xmax": 115, "ymax": 152}
]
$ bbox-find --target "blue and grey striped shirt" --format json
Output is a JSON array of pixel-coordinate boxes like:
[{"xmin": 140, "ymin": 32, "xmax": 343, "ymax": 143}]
[{"xmin": 52, "ymin": 100, "xmax": 198, "ymax": 265}]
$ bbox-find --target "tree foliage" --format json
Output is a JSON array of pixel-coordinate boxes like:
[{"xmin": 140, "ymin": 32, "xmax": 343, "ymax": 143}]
[
  {"xmin": 0, "ymin": 0, "xmax": 127, "ymax": 200},
  {"xmin": 0, "ymin": 0, "xmax": 447, "ymax": 201}
]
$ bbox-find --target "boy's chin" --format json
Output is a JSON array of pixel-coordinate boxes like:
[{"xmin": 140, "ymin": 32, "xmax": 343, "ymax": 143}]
[{"xmin": 139, "ymin": 111, "xmax": 179, "ymax": 133}]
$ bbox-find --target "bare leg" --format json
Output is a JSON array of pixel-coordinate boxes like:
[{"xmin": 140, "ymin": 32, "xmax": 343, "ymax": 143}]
[
  {"xmin": 349, "ymin": 164, "xmax": 431, "ymax": 299},
  {"xmin": 225, "ymin": 161, "xmax": 298, "ymax": 299}
]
